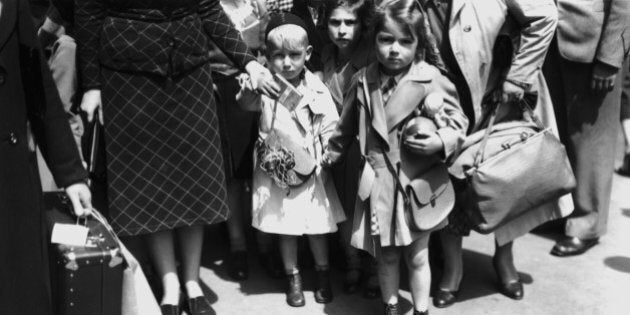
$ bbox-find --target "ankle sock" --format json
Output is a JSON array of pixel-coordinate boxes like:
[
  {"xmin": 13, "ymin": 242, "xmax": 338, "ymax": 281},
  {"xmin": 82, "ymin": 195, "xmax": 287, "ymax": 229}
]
[
  {"xmin": 185, "ymin": 281, "xmax": 204, "ymax": 299},
  {"xmin": 160, "ymin": 274, "xmax": 180, "ymax": 305}
]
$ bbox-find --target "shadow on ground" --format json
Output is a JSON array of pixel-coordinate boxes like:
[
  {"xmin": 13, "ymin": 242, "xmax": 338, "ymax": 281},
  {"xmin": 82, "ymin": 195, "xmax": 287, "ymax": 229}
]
[{"xmin": 604, "ymin": 256, "xmax": 630, "ymax": 274}]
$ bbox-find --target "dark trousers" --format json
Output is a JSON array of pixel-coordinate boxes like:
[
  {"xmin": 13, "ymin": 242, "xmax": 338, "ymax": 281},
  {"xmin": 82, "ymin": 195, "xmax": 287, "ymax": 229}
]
[{"xmin": 544, "ymin": 42, "xmax": 627, "ymax": 239}]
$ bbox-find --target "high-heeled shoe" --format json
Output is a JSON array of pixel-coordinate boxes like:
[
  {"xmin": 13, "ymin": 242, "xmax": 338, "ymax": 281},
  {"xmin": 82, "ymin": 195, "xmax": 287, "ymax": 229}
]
[
  {"xmin": 186, "ymin": 296, "xmax": 214, "ymax": 315},
  {"xmin": 432, "ymin": 288, "xmax": 458, "ymax": 308},
  {"xmin": 286, "ymin": 273, "xmax": 305, "ymax": 307},
  {"xmin": 493, "ymin": 257, "xmax": 524, "ymax": 300},
  {"xmin": 498, "ymin": 280, "xmax": 524, "ymax": 300}
]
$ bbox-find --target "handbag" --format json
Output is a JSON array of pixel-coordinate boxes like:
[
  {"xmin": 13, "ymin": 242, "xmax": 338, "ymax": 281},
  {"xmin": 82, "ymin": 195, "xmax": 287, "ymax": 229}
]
[
  {"xmin": 459, "ymin": 99, "xmax": 576, "ymax": 233},
  {"xmin": 256, "ymin": 99, "xmax": 317, "ymax": 190}
]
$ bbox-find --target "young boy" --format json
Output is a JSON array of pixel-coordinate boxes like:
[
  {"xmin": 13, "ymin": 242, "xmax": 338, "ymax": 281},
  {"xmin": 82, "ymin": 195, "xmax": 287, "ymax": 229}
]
[{"xmin": 237, "ymin": 13, "xmax": 345, "ymax": 307}]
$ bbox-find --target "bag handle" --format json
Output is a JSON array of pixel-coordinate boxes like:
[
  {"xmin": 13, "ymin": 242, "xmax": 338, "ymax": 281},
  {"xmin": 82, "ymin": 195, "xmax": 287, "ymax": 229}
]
[{"xmin": 473, "ymin": 95, "xmax": 543, "ymax": 167}]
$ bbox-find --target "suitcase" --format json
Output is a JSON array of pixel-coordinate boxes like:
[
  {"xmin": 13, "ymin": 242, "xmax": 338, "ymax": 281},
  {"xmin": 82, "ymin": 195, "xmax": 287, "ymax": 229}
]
[{"xmin": 45, "ymin": 193, "xmax": 124, "ymax": 315}]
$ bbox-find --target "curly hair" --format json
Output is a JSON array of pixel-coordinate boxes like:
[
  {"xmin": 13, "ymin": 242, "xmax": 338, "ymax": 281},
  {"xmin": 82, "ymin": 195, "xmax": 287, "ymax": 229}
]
[{"xmin": 373, "ymin": 0, "xmax": 445, "ymax": 69}]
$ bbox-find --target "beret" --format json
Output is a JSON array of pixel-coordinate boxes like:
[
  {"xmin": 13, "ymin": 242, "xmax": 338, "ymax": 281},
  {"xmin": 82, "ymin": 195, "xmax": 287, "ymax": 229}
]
[{"xmin": 265, "ymin": 12, "xmax": 309, "ymax": 40}]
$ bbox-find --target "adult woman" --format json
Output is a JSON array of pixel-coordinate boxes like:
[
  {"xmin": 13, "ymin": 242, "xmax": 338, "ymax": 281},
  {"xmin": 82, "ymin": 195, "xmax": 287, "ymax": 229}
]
[
  {"xmin": 421, "ymin": 0, "xmax": 569, "ymax": 307},
  {"xmin": 1, "ymin": 0, "xmax": 92, "ymax": 314},
  {"xmin": 74, "ymin": 1, "xmax": 277, "ymax": 314}
]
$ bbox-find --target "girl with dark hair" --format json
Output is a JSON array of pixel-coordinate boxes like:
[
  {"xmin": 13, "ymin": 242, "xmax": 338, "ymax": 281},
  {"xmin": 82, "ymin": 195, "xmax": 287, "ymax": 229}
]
[
  {"xmin": 320, "ymin": 0, "xmax": 380, "ymax": 298},
  {"xmin": 323, "ymin": 1, "xmax": 468, "ymax": 313}
]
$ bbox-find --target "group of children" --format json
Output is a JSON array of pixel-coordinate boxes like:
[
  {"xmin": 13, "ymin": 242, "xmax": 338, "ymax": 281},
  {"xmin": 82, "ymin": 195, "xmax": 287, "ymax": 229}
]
[{"xmin": 220, "ymin": 0, "xmax": 468, "ymax": 314}]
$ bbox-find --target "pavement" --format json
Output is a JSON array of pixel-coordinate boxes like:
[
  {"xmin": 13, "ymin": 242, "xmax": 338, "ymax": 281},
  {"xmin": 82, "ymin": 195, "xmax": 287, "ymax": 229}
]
[{"xmin": 130, "ymin": 145, "xmax": 630, "ymax": 315}]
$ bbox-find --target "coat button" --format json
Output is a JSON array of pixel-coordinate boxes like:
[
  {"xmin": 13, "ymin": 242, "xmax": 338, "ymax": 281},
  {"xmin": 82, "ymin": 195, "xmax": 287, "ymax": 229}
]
[
  {"xmin": 463, "ymin": 25, "xmax": 472, "ymax": 32},
  {"xmin": 8, "ymin": 132, "xmax": 18, "ymax": 145}
]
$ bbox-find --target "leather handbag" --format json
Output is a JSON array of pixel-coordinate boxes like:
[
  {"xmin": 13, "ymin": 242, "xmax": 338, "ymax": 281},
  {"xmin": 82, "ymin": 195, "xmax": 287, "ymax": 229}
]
[{"xmin": 457, "ymin": 99, "xmax": 576, "ymax": 233}]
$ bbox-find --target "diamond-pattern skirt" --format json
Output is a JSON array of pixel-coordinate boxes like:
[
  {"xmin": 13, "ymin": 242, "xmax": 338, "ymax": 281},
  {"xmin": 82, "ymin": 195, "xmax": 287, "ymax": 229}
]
[{"xmin": 101, "ymin": 64, "xmax": 229, "ymax": 236}]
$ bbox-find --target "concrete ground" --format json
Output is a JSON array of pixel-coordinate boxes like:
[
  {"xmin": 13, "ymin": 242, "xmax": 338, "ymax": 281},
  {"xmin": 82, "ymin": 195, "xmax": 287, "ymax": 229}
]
[
  {"xmin": 126, "ymin": 147, "xmax": 630, "ymax": 315},
  {"xmin": 189, "ymin": 168, "xmax": 630, "ymax": 315}
]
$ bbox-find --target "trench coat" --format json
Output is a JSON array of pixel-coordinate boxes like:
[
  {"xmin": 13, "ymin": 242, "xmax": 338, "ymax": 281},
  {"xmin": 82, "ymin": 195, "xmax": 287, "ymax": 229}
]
[
  {"xmin": 437, "ymin": 0, "xmax": 572, "ymax": 244},
  {"xmin": 327, "ymin": 61, "xmax": 469, "ymax": 256},
  {"xmin": 0, "ymin": 0, "xmax": 87, "ymax": 314}
]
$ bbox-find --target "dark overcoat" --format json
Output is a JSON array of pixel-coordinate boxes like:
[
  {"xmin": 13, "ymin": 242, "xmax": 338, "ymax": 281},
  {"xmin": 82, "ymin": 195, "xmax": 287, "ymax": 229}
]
[{"xmin": 0, "ymin": 0, "xmax": 87, "ymax": 314}]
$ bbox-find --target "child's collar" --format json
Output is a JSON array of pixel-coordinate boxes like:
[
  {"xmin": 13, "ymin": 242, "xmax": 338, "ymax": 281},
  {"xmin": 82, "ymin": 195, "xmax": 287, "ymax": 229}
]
[{"xmin": 294, "ymin": 70, "xmax": 327, "ymax": 115}]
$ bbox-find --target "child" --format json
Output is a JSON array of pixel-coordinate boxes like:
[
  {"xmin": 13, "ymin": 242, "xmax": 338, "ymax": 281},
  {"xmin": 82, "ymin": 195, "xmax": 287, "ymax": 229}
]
[
  {"xmin": 237, "ymin": 12, "xmax": 345, "ymax": 307},
  {"xmin": 320, "ymin": 0, "xmax": 380, "ymax": 298},
  {"xmin": 323, "ymin": 0, "xmax": 469, "ymax": 314}
]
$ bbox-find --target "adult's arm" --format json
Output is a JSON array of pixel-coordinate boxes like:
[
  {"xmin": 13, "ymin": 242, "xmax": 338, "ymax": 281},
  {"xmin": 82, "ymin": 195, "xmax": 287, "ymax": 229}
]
[
  {"xmin": 74, "ymin": 0, "xmax": 105, "ymax": 90},
  {"xmin": 504, "ymin": 0, "xmax": 558, "ymax": 90},
  {"xmin": 18, "ymin": 0, "xmax": 87, "ymax": 188},
  {"xmin": 595, "ymin": 0, "xmax": 630, "ymax": 69},
  {"xmin": 198, "ymin": 0, "xmax": 256, "ymax": 70},
  {"xmin": 433, "ymin": 74, "xmax": 468, "ymax": 161}
]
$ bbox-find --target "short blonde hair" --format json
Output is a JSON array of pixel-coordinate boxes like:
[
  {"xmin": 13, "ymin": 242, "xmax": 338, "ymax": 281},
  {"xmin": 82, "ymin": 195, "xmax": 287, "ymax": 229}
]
[{"xmin": 266, "ymin": 24, "xmax": 309, "ymax": 52}]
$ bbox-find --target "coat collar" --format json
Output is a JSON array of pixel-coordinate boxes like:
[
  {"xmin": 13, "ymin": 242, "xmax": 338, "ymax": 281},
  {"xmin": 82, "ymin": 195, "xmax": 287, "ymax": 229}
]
[
  {"xmin": 359, "ymin": 61, "xmax": 436, "ymax": 145},
  {"xmin": 0, "ymin": 0, "xmax": 16, "ymax": 51},
  {"xmin": 296, "ymin": 70, "xmax": 328, "ymax": 115},
  {"xmin": 450, "ymin": 0, "xmax": 466, "ymax": 21}
]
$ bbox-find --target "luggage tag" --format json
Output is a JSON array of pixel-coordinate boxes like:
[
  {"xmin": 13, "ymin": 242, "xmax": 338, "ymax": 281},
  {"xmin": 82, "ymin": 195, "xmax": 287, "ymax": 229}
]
[
  {"xmin": 51, "ymin": 217, "xmax": 89, "ymax": 247},
  {"xmin": 357, "ymin": 160, "xmax": 375, "ymax": 201}
]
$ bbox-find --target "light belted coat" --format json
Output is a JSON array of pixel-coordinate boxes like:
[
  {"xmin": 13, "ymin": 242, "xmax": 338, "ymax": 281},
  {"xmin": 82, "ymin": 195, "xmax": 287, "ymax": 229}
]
[
  {"xmin": 327, "ymin": 61, "xmax": 468, "ymax": 255},
  {"xmin": 238, "ymin": 70, "xmax": 346, "ymax": 235},
  {"xmin": 438, "ymin": 0, "xmax": 571, "ymax": 244}
]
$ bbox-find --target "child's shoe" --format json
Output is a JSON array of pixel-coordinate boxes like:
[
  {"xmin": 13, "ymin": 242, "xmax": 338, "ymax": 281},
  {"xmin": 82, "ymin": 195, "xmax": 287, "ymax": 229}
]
[
  {"xmin": 384, "ymin": 303, "xmax": 400, "ymax": 315},
  {"xmin": 286, "ymin": 273, "xmax": 305, "ymax": 307},
  {"xmin": 314, "ymin": 269, "xmax": 333, "ymax": 303}
]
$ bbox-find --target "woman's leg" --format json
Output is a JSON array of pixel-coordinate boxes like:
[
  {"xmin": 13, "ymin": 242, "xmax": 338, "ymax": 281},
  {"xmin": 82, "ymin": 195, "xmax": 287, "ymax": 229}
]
[
  {"xmin": 176, "ymin": 225, "xmax": 205, "ymax": 299},
  {"xmin": 404, "ymin": 235, "xmax": 431, "ymax": 313},
  {"xmin": 146, "ymin": 230, "xmax": 180, "ymax": 305},
  {"xmin": 438, "ymin": 230, "xmax": 463, "ymax": 291},
  {"xmin": 493, "ymin": 240, "xmax": 524, "ymax": 300},
  {"xmin": 493, "ymin": 240, "xmax": 518, "ymax": 282},
  {"xmin": 377, "ymin": 246, "xmax": 402, "ymax": 305}
]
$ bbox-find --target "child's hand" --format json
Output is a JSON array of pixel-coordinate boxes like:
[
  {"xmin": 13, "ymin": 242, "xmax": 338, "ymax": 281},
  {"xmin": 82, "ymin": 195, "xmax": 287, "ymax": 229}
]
[
  {"xmin": 404, "ymin": 132, "xmax": 444, "ymax": 156},
  {"xmin": 320, "ymin": 152, "xmax": 334, "ymax": 168}
]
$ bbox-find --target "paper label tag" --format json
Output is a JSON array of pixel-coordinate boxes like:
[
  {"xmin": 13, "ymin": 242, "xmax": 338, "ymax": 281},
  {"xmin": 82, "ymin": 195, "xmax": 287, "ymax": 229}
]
[
  {"xmin": 357, "ymin": 162, "xmax": 375, "ymax": 201},
  {"xmin": 51, "ymin": 223, "xmax": 89, "ymax": 246}
]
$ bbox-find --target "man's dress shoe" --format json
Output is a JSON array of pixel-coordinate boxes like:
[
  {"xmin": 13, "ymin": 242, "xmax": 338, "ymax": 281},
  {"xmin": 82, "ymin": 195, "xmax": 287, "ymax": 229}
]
[{"xmin": 551, "ymin": 237, "xmax": 599, "ymax": 257}]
